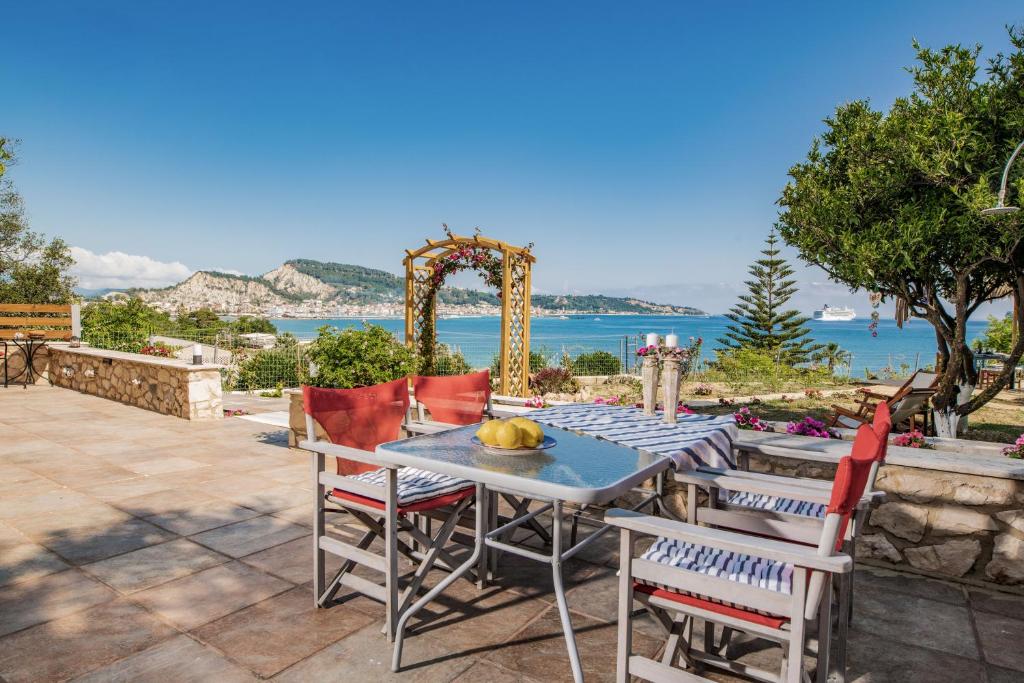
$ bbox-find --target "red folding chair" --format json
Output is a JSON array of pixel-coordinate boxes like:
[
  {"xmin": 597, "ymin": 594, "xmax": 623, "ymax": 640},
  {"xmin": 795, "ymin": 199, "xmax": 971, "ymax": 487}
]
[
  {"xmin": 408, "ymin": 370, "xmax": 493, "ymax": 433},
  {"xmin": 302, "ymin": 378, "xmax": 478, "ymax": 641},
  {"xmin": 608, "ymin": 425, "xmax": 880, "ymax": 683}
]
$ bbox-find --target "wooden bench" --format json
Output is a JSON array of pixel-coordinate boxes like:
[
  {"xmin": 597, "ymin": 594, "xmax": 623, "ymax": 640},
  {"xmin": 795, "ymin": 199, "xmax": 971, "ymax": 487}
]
[
  {"xmin": 0, "ymin": 303, "xmax": 81, "ymax": 386},
  {"xmin": 0, "ymin": 303, "xmax": 81, "ymax": 341}
]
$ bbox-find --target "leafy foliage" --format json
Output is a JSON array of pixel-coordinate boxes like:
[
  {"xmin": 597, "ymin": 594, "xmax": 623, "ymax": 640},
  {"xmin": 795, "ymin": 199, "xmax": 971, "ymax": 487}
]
[
  {"xmin": 229, "ymin": 316, "xmax": 278, "ymax": 335},
  {"xmin": 718, "ymin": 231, "xmax": 817, "ymax": 365},
  {"xmin": 777, "ymin": 30, "xmax": 1024, "ymax": 421},
  {"xmin": 81, "ymin": 298, "xmax": 172, "ymax": 352},
  {"xmin": 303, "ymin": 323, "xmax": 418, "ymax": 389},
  {"xmin": 430, "ymin": 343, "xmax": 472, "ymax": 376},
  {"xmin": 570, "ymin": 350, "xmax": 621, "ymax": 375},
  {"xmin": 235, "ymin": 348, "xmax": 301, "ymax": 391},
  {"xmin": 530, "ymin": 367, "xmax": 579, "ymax": 395},
  {"xmin": 973, "ymin": 314, "xmax": 1014, "ymax": 353},
  {"xmin": 0, "ymin": 139, "xmax": 76, "ymax": 303},
  {"xmin": 811, "ymin": 342, "xmax": 853, "ymax": 375}
]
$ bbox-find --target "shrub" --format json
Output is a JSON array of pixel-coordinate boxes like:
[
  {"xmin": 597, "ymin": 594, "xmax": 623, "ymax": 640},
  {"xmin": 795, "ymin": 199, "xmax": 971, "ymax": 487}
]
[
  {"xmin": 303, "ymin": 324, "xmax": 417, "ymax": 389},
  {"xmin": 803, "ymin": 388, "xmax": 824, "ymax": 400},
  {"xmin": 734, "ymin": 406, "xmax": 773, "ymax": 432},
  {"xmin": 139, "ymin": 342, "xmax": 177, "ymax": 358},
  {"xmin": 235, "ymin": 348, "xmax": 301, "ymax": 390},
  {"xmin": 230, "ymin": 316, "xmax": 277, "ymax": 335},
  {"xmin": 1002, "ymin": 434, "xmax": 1024, "ymax": 459},
  {"xmin": 570, "ymin": 351, "xmax": 621, "ymax": 376},
  {"xmin": 893, "ymin": 430, "xmax": 931, "ymax": 449},
  {"xmin": 786, "ymin": 416, "xmax": 838, "ymax": 439},
  {"xmin": 692, "ymin": 382, "xmax": 713, "ymax": 396},
  {"xmin": 430, "ymin": 344, "xmax": 471, "ymax": 376},
  {"xmin": 530, "ymin": 367, "xmax": 578, "ymax": 395},
  {"xmin": 714, "ymin": 348, "xmax": 794, "ymax": 392}
]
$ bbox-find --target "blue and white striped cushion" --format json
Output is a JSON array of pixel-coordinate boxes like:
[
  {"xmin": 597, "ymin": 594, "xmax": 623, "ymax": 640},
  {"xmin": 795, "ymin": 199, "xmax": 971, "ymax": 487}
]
[
  {"xmin": 638, "ymin": 537, "xmax": 793, "ymax": 615},
  {"xmin": 343, "ymin": 467, "xmax": 473, "ymax": 506},
  {"xmin": 727, "ymin": 491, "xmax": 827, "ymax": 519}
]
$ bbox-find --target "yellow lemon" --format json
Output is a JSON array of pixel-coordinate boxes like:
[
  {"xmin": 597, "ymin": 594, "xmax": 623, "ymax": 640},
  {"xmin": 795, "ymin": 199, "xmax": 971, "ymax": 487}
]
[
  {"xmin": 510, "ymin": 417, "xmax": 544, "ymax": 447},
  {"xmin": 476, "ymin": 420, "xmax": 502, "ymax": 446},
  {"xmin": 494, "ymin": 421, "xmax": 523, "ymax": 449}
]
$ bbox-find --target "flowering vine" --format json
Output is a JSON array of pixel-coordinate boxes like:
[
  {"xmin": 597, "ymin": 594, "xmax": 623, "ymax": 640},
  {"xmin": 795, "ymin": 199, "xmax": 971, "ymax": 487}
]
[{"xmin": 418, "ymin": 227, "xmax": 506, "ymax": 374}]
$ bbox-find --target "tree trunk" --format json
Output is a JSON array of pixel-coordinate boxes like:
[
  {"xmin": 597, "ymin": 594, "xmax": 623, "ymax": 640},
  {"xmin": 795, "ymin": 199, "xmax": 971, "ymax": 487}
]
[{"xmin": 932, "ymin": 383, "xmax": 974, "ymax": 437}]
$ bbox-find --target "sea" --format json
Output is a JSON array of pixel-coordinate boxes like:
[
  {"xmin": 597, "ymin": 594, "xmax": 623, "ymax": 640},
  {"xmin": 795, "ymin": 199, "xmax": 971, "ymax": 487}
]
[{"xmin": 271, "ymin": 315, "xmax": 988, "ymax": 377}]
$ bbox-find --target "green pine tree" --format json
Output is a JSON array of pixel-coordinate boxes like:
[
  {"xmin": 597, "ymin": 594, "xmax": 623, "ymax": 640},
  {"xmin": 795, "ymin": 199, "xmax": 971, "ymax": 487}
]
[{"xmin": 717, "ymin": 229, "xmax": 818, "ymax": 365}]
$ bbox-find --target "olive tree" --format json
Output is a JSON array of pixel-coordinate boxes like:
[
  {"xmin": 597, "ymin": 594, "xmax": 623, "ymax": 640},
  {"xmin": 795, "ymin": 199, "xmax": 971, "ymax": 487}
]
[{"xmin": 778, "ymin": 31, "xmax": 1024, "ymax": 436}]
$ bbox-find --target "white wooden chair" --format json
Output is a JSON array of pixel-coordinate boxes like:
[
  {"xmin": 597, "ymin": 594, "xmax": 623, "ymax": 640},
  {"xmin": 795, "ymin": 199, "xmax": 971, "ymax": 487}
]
[
  {"xmin": 301, "ymin": 379, "xmax": 479, "ymax": 642},
  {"xmin": 607, "ymin": 441, "xmax": 874, "ymax": 682}
]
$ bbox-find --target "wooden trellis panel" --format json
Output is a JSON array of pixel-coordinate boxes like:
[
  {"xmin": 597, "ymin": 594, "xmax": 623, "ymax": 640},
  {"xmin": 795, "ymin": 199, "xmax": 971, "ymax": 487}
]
[{"xmin": 404, "ymin": 233, "xmax": 534, "ymax": 397}]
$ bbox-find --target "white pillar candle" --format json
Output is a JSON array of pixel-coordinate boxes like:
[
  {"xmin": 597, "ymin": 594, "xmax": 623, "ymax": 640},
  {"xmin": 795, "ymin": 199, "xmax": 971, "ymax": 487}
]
[
  {"xmin": 192, "ymin": 344, "xmax": 202, "ymax": 357},
  {"xmin": 665, "ymin": 333, "xmax": 679, "ymax": 348},
  {"xmin": 646, "ymin": 332, "xmax": 659, "ymax": 347}
]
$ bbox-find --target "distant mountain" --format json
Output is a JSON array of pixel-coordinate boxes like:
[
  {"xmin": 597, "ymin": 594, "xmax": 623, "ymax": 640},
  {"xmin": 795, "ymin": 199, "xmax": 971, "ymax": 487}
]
[{"xmin": 127, "ymin": 258, "xmax": 706, "ymax": 316}]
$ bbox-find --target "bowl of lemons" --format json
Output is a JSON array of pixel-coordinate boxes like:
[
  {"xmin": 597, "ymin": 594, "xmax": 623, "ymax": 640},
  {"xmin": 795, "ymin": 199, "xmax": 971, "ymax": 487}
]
[{"xmin": 472, "ymin": 417, "xmax": 556, "ymax": 453}]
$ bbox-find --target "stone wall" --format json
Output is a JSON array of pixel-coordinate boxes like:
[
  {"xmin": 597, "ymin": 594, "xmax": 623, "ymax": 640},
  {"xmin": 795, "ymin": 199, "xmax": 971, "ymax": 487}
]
[
  {"xmin": 746, "ymin": 450, "xmax": 1024, "ymax": 588},
  {"xmin": 47, "ymin": 346, "xmax": 224, "ymax": 420}
]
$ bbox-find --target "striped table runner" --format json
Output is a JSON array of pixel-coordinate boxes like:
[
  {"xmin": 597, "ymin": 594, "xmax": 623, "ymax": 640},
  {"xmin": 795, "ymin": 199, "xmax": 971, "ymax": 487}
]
[{"xmin": 528, "ymin": 404, "xmax": 738, "ymax": 471}]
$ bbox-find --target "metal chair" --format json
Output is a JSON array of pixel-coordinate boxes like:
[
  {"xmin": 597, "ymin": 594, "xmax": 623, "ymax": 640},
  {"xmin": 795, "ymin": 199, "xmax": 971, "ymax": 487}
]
[
  {"xmin": 607, "ymin": 433, "xmax": 877, "ymax": 683},
  {"xmin": 302, "ymin": 378, "xmax": 479, "ymax": 642}
]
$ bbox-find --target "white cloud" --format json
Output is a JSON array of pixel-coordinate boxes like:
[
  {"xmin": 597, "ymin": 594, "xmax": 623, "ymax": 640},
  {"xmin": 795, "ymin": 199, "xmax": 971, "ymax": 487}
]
[{"xmin": 70, "ymin": 247, "xmax": 192, "ymax": 289}]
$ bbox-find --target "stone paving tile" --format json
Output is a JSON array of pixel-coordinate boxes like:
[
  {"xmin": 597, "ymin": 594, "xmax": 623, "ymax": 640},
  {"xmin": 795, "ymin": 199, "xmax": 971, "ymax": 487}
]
[
  {"xmin": 193, "ymin": 585, "xmax": 377, "ymax": 678},
  {"xmin": 216, "ymin": 483, "xmax": 311, "ymax": 514},
  {"xmin": 0, "ymin": 598, "xmax": 176, "ymax": 683},
  {"xmin": 484, "ymin": 603, "xmax": 662, "ymax": 682},
  {"xmin": 80, "ymin": 476, "xmax": 177, "ymax": 502},
  {"xmin": 35, "ymin": 461, "xmax": 140, "ymax": 488},
  {"xmin": 82, "ymin": 539, "xmax": 229, "ymax": 593},
  {"xmin": 0, "ymin": 569, "xmax": 116, "ymax": 637},
  {"xmin": 33, "ymin": 517, "xmax": 177, "ymax": 565},
  {"xmin": 190, "ymin": 515, "xmax": 309, "ymax": 558},
  {"xmin": 145, "ymin": 499, "xmax": 262, "ymax": 536},
  {"xmin": 270, "ymin": 504, "xmax": 315, "ymax": 527},
  {"xmin": 854, "ymin": 565, "xmax": 966, "ymax": 605},
  {"xmin": 70, "ymin": 633, "xmax": 256, "ymax": 683},
  {"xmin": 0, "ymin": 539, "xmax": 69, "ymax": 587},
  {"xmin": 240, "ymin": 536, "xmax": 338, "ymax": 585},
  {"xmin": 973, "ymin": 610, "xmax": 1024, "ymax": 672},
  {"xmin": 192, "ymin": 473, "xmax": 279, "ymax": 498},
  {"xmin": 110, "ymin": 487, "xmax": 217, "ymax": 518},
  {"xmin": 272, "ymin": 620, "xmax": 478, "ymax": 682},
  {"xmin": 845, "ymin": 629, "xmax": 985, "ymax": 682},
  {"xmin": 258, "ymin": 464, "xmax": 308, "ymax": 485},
  {"xmin": 452, "ymin": 659, "xmax": 544, "ymax": 682},
  {"xmin": 0, "ymin": 489, "xmax": 99, "ymax": 521},
  {"xmin": 7, "ymin": 501, "xmax": 132, "ymax": 537},
  {"xmin": 131, "ymin": 561, "xmax": 292, "ymax": 630},
  {"xmin": 968, "ymin": 587, "xmax": 1024, "ymax": 620},
  {"xmin": 988, "ymin": 665, "xmax": 1024, "ymax": 683},
  {"xmin": 850, "ymin": 583, "xmax": 979, "ymax": 659},
  {"xmin": 125, "ymin": 457, "xmax": 211, "ymax": 476}
]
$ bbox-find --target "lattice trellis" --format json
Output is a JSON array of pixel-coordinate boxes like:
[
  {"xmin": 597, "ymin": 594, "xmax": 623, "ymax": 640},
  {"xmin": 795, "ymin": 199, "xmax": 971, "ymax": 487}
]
[{"xmin": 404, "ymin": 234, "xmax": 534, "ymax": 397}]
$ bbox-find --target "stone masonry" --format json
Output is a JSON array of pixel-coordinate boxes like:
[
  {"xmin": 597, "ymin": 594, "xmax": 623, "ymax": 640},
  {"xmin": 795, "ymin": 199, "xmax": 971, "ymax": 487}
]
[{"xmin": 47, "ymin": 346, "xmax": 224, "ymax": 420}]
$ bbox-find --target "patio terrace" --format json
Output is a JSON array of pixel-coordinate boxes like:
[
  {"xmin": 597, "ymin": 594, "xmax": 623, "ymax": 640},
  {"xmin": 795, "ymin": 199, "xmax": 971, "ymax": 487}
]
[{"xmin": 1, "ymin": 386, "xmax": 1022, "ymax": 682}]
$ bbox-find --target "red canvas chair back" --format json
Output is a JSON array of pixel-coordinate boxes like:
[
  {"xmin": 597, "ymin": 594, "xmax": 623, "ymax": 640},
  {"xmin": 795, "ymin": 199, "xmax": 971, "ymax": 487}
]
[
  {"xmin": 871, "ymin": 401, "xmax": 892, "ymax": 462},
  {"xmin": 413, "ymin": 370, "xmax": 490, "ymax": 425},
  {"xmin": 825, "ymin": 424, "xmax": 880, "ymax": 546},
  {"xmin": 302, "ymin": 378, "xmax": 410, "ymax": 476}
]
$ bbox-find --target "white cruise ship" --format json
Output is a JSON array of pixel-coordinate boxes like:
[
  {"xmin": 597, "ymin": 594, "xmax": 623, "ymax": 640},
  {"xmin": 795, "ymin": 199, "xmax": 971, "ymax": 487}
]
[{"xmin": 813, "ymin": 304, "xmax": 856, "ymax": 321}]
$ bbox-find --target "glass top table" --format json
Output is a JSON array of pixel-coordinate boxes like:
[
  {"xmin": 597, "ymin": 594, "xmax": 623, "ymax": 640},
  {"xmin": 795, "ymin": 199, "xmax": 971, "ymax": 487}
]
[{"xmin": 376, "ymin": 423, "xmax": 671, "ymax": 505}]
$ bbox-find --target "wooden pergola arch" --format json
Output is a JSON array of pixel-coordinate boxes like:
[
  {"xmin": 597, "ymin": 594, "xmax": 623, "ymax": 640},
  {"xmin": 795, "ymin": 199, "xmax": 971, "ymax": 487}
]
[{"xmin": 404, "ymin": 233, "xmax": 534, "ymax": 397}]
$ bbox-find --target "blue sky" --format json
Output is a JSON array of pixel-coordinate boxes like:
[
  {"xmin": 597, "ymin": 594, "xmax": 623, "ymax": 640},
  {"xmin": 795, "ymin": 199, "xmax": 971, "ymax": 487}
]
[{"xmin": 2, "ymin": 2, "xmax": 1019, "ymax": 314}]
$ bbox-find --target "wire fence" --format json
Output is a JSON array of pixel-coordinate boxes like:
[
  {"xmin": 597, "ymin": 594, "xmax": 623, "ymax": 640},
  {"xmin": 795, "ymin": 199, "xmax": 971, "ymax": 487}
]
[
  {"xmin": 79, "ymin": 328, "xmax": 653, "ymax": 392},
  {"xmin": 81, "ymin": 327, "xmax": 869, "ymax": 393}
]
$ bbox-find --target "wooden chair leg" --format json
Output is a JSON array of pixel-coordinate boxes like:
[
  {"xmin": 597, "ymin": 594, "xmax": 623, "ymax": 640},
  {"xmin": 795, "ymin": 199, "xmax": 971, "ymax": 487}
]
[{"xmin": 616, "ymin": 529, "xmax": 634, "ymax": 683}]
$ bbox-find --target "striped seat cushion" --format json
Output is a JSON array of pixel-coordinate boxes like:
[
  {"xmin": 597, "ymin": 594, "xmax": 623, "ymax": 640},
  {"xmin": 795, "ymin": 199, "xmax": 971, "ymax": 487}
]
[
  {"xmin": 341, "ymin": 467, "xmax": 473, "ymax": 506},
  {"xmin": 726, "ymin": 491, "xmax": 826, "ymax": 519},
  {"xmin": 638, "ymin": 536, "xmax": 793, "ymax": 618}
]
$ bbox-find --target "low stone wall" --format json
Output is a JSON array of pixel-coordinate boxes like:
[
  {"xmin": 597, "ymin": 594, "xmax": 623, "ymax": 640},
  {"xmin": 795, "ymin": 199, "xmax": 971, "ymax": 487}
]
[
  {"xmin": 47, "ymin": 346, "xmax": 224, "ymax": 420},
  {"xmin": 740, "ymin": 432, "xmax": 1024, "ymax": 589}
]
